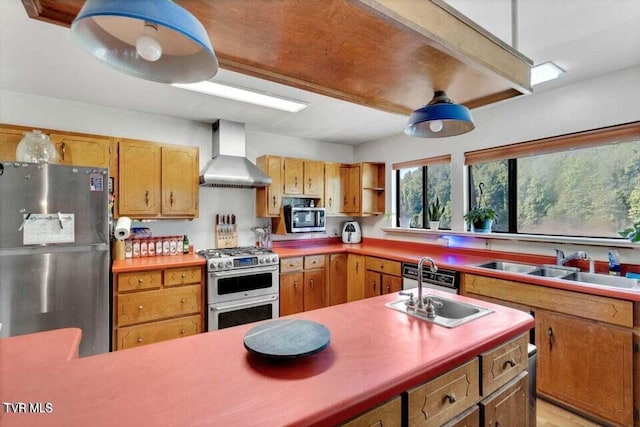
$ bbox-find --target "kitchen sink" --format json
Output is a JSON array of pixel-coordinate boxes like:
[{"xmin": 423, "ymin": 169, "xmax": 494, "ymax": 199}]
[
  {"xmin": 474, "ymin": 261, "xmax": 539, "ymax": 274},
  {"xmin": 386, "ymin": 295, "xmax": 493, "ymax": 328},
  {"xmin": 561, "ymin": 272, "xmax": 640, "ymax": 289},
  {"xmin": 528, "ymin": 265, "xmax": 579, "ymax": 278}
]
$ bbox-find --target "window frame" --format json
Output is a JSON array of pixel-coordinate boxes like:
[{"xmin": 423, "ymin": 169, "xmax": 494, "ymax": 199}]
[{"xmin": 465, "ymin": 121, "xmax": 640, "ymax": 239}]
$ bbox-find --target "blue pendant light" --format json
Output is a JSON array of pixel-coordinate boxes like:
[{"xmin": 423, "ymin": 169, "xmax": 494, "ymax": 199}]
[
  {"xmin": 71, "ymin": 0, "xmax": 218, "ymax": 84},
  {"xmin": 405, "ymin": 91, "xmax": 475, "ymax": 138}
]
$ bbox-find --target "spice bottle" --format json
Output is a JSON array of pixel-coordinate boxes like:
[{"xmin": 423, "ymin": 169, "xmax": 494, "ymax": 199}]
[
  {"xmin": 132, "ymin": 239, "xmax": 140, "ymax": 258},
  {"xmin": 148, "ymin": 238, "xmax": 155, "ymax": 257},
  {"xmin": 124, "ymin": 240, "xmax": 133, "ymax": 259},
  {"xmin": 183, "ymin": 235, "xmax": 189, "ymax": 254},
  {"xmin": 155, "ymin": 238, "xmax": 163, "ymax": 257},
  {"xmin": 162, "ymin": 236, "xmax": 171, "ymax": 256},
  {"xmin": 140, "ymin": 239, "xmax": 148, "ymax": 257}
]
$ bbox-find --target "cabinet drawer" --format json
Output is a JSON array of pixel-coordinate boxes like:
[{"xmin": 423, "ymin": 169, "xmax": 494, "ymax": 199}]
[
  {"xmin": 480, "ymin": 333, "xmax": 528, "ymax": 396},
  {"xmin": 116, "ymin": 315, "xmax": 200, "ymax": 350},
  {"xmin": 341, "ymin": 396, "xmax": 401, "ymax": 427},
  {"xmin": 304, "ymin": 255, "xmax": 325, "ymax": 270},
  {"xmin": 116, "ymin": 285, "xmax": 201, "ymax": 327},
  {"xmin": 164, "ymin": 266, "xmax": 201, "ymax": 287},
  {"xmin": 407, "ymin": 358, "xmax": 480, "ymax": 427},
  {"xmin": 281, "ymin": 257, "xmax": 303, "ymax": 272},
  {"xmin": 365, "ymin": 257, "xmax": 401, "ymax": 276},
  {"xmin": 117, "ymin": 270, "xmax": 163, "ymax": 292}
]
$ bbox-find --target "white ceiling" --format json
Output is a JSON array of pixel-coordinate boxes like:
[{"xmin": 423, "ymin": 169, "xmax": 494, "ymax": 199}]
[{"xmin": 1, "ymin": 1, "xmax": 639, "ymax": 145}]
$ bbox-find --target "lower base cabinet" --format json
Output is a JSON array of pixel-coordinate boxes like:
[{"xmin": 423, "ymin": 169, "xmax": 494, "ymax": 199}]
[{"xmin": 342, "ymin": 334, "xmax": 531, "ymax": 427}]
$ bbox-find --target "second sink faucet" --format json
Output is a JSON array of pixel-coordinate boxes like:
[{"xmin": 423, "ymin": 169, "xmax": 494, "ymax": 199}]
[
  {"xmin": 416, "ymin": 256, "xmax": 438, "ymax": 312},
  {"xmin": 555, "ymin": 249, "xmax": 595, "ymax": 273}
]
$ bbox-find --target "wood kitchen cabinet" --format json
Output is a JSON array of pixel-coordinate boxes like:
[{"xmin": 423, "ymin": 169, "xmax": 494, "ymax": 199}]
[
  {"xmin": 112, "ymin": 265, "xmax": 204, "ymax": 350},
  {"xmin": 347, "ymin": 254, "xmax": 365, "ymax": 302},
  {"xmin": 329, "ymin": 253, "xmax": 348, "ymax": 306},
  {"xmin": 480, "ymin": 372, "xmax": 528, "ymax": 427},
  {"xmin": 279, "ymin": 255, "xmax": 327, "ymax": 316},
  {"xmin": 536, "ymin": 310, "xmax": 633, "ymax": 427},
  {"xmin": 340, "ymin": 162, "xmax": 386, "ymax": 216},
  {"xmin": 118, "ymin": 139, "xmax": 199, "ymax": 218},
  {"xmin": 118, "ymin": 138, "xmax": 161, "ymax": 216},
  {"xmin": 283, "ymin": 157, "xmax": 324, "ymax": 197},
  {"xmin": 364, "ymin": 256, "xmax": 402, "ymax": 298},
  {"xmin": 0, "ymin": 126, "xmax": 24, "ymax": 161},
  {"xmin": 461, "ymin": 273, "xmax": 635, "ymax": 427},
  {"xmin": 50, "ymin": 133, "xmax": 112, "ymax": 168},
  {"xmin": 161, "ymin": 145, "xmax": 199, "ymax": 216},
  {"xmin": 324, "ymin": 162, "xmax": 343, "ymax": 216},
  {"xmin": 256, "ymin": 155, "xmax": 284, "ymax": 217},
  {"xmin": 341, "ymin": 165, "xmax": 361, "ymax": 214}
]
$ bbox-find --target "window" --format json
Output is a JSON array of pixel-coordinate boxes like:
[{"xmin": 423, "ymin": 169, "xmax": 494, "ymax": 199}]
[
  {"xmin": 394, "ymin": 155, "xmax": 452, "ymax": 229},
  {"xmin": 465, "ymin": 122, "xmax": 640, "ymax": 238}
]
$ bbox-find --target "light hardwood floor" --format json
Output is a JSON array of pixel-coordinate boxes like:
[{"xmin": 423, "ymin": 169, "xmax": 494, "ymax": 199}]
[{"xmin": 537, "ymin": 399, "xmax": 603, "ymax": 427}]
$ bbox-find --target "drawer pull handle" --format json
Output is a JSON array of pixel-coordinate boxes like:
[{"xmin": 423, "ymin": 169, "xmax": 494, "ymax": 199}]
[
  {"xmin": 138, "ymin": 305, "xmax": 143, "ymax": 310},
  {"xmin": 181, "ymin": 298, "xmax": 186, "ymax": 303},
  {"xmin": 180, "ymin": 329, "xmax": 185, "ymax": 335},
  {"xmin": 386, "ymin": 285, "xmax": 390, "ymax": 293},
  {"xmin": 137, "ymin": 338, "xmax": 143, "ymax": 343},
  {"xmin": 445, "ymin": 393, "xmax": 457, "ymax": 404},
  {"xmin": 181, "ymin": 274, "xmax": 186, "ymax": 278},
  {"xmin": 504, "ymin": 359, "xmax": 516, "ymax": 368},
  {"xmin": 548, "ymin": 327, "xmax": 554, "ymax": 350},
  {"xmin": 145, "ymin": 190, "xmax": 150, "ymax": 206},
  {"xmin": 293, "ymin": 281, "xmax": 298, "ymax": 289},
  {"xmin": 138, "ymin": 278, "xmax": 143, "ymax": 283},
  {"xmin": 309, "ymin": 279, "xmax": 314, "ymax": 289}
]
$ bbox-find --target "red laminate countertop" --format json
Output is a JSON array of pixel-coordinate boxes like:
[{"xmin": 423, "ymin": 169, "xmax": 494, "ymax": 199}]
[
  {"xmin": 112, "ymin": 253, "xmax": 205, "ymax": 273},
  {"xmin": 274, "ymin": 238, "xmax": 640, "ymax": 302},
  {"xmin": 0, "ymin": 328, "xmax": 81, "ymax": 376},
  {"xmin": 0, "ymin": 293, "xmax": 532, "ymax": 427}
]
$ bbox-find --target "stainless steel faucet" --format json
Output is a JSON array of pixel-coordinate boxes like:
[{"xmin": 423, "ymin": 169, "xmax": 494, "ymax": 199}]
[
  {"xmin": 555, "ymin": 249, "xmax": 595, "ymax": 273},
  {"xmin": 416, "ymin": 256, "xmax": 438, "ymax": 313}
]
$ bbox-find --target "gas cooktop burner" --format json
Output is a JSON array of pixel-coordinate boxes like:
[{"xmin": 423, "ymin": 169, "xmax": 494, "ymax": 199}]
[
  {"xmin": 198, "ymin": 246, "xmax": 279, "ymax": 272},
  {"xmin": 198, "ymin": 246, "xmax": 275, "ymax": 259}
]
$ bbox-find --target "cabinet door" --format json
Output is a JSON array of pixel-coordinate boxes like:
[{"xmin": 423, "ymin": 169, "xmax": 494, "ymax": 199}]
[
  {"xmin": 304, "ymin": 160, "xmax": 324, "ymax": 196},
  {"xmin": 381, "ymin": 274, "xmax": 402, "ymax": 295},
  {"xmin": 0, "ymin": 127, "xmax": 27, "ymax": 161},
  {"xmin": 480, "ymin": 372, "xmax": 528, "ymax": 427},
  {"xmin": 329, "ymin": 253, "xmax": 348, "ymax": 305},
  {"xmin": 50, "ymin": 134, "xmax": 111, "ymax": 168},
  {"xmin": 364, "ymin": 270, "xmax": 381, "ymax": 298},
  {"xmin": 324, "ymin": 162, "xmax": 342, "ymax": 215},
  {"xmin": 284, "ymin": 157, "xmax": 304, "ymax": 194},
  {"xmin": 280, "ymin": 272, "xmax": 304, "ymax": 316},
  {"xmin": 347, "ymin": 254, "xmax": 365, "ymax": 302},
  {"xmin": 340, "ymin": 165, "xmax": 361, "ymax": 213},
  {"xmin": 304, "ymin": 268, "xmax": 327, "ymax": 311},
  {"xmin": 118, "ymin": 139, "xmax": 161, "ymax": 216},
  {"xmin": 161, "ymin": 145, "xmax": 199, "ymax": 216},
  {"xmin": 256, "ymin": 156, "xmax": 283, "ymax": 217},
  {"xmin": 536, "ymin": 310, "xmax": 633, "ymax": 426}
]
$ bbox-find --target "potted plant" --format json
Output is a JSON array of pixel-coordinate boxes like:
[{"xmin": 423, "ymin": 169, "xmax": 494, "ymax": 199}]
[
  {"xmin": 428, "ymin": 197, "xmax": 444, "ymax": 230},
  {"xmin": 620, "ymin": 220, "xmax": 640, "ymax": 242},
  {"xmin": 464, "ymin": 183, "xmax": 496, "ymax": 233}
]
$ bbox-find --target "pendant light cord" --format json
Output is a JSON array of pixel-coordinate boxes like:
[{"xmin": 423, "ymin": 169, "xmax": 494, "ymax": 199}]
[{"xmin": 511, "ymin": 0, "xmax": 518, "ymax": 50}]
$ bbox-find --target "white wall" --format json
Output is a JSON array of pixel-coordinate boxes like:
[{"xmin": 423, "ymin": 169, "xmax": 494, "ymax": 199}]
[
  {"xmin": 354, "ymin": 65, "xmax": 640, "ymax": 264},
  {"xmin": 0, "ymin": 89, "xmax": 354, "ymax": 250}
]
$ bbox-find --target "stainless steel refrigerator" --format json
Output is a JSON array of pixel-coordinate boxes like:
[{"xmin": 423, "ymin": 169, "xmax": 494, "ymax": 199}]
[{"xmin": 0, "ymin": 161, "xmax": 110, "ymax": 356}]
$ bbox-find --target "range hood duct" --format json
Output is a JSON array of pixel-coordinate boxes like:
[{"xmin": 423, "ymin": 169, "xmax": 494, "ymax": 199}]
[{"xmin": 199, "ymin": 120, "xmax": 272, "ymax": 188}]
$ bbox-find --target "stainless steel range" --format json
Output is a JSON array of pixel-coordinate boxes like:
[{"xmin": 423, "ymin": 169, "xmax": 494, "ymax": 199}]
[{"xmin": 199, "ymin": 247, "xmax": 279, "ymax": 331}]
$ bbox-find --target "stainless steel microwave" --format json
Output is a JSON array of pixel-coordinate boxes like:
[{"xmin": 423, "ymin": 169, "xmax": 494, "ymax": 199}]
[{"xmin": 284, "ymin": 206, "xmax": 326, "ymax": 233}]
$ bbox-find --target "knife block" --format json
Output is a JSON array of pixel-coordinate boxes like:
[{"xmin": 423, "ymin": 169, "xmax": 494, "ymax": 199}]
[{"xmin": 215, "ymin": 224, "xmax": 238, "ymax": 249}]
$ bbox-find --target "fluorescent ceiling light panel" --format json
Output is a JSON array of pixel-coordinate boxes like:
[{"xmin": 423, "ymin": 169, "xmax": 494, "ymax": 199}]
[
  {"xmin": 531, "ymin": 61, "xmax": 565, "ymax": 86},
  {"xmin": 171, "ymin": 81, "xmax": 309, "ymax": 112}
]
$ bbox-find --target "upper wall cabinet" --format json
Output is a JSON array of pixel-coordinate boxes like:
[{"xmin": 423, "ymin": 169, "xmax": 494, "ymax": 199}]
[
  {"xmin": 118, "ymin": 139, "xmax": 199, "ymax": 219},
  {"xmin": 324, "ymin": 162, "xmax": 344, "ymax": 216},
  {"xmin": 256, "ymin": 155, "xmax": 284, "ymax": 217},
  {"xmin": 50, "ymin": 134, "xmax": 112, "ymax": 168},
  {"xmin": 341, "ymin": 163, "xmax": 385, "ymax": 216},
  {"xmin": 0, "ymin": 125, "xmax": 113, "ymax": 169},
  {"xmin": 283, "ymin": 158, "xmax": 324, "ymax": 197}
]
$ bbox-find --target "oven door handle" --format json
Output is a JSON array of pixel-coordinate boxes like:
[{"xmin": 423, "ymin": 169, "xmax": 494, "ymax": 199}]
[
  {"xmin": 209, "ymin": 265, "xmax": 278, "ymax": 278},
  {"xmin": 209, "ymin": 294, "xmax": 278, "ymax": 311}
]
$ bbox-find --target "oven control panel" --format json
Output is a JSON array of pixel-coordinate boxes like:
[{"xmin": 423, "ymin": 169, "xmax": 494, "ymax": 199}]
[{"xmin": 207, "ymin": 254, "xmax": 280, "ymax": 271}]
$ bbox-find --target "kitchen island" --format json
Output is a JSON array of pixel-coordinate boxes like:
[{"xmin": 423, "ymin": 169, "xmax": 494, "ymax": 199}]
[{"xmin": 0, "ymin": 291, "xmax": 532, "ymax": 426}]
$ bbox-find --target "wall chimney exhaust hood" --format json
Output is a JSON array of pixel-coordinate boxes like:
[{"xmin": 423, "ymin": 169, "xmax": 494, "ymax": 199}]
[{"xmin": 199, "ymin": 120, "xmax": 272, "ymax": 188}]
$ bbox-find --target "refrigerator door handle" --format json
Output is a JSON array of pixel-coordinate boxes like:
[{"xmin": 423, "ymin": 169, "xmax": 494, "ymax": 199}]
[{"xmin": 18, "ymin": 213, "xmax": 32, "ymax": 231}]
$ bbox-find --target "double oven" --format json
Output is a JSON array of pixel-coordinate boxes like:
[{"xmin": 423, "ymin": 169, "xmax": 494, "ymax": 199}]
[{"xmin": 199, "ymin": 247, "xmax": 279, "ymax": 331}]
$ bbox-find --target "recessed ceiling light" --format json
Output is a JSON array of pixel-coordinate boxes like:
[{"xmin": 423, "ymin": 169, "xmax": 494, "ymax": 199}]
[
  {"xmin": 171, "ymin": 81, "xmax": 309, "ymax": 113},
  {"xmin": 531, "ymin": 61, "xmax": 565, "ymax": 86}
]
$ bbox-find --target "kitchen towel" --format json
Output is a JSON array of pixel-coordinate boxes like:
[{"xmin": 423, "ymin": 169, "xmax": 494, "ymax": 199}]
[{"xmin": 114, "ymin": 217, "xmax": 132, "ymax": 240}]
